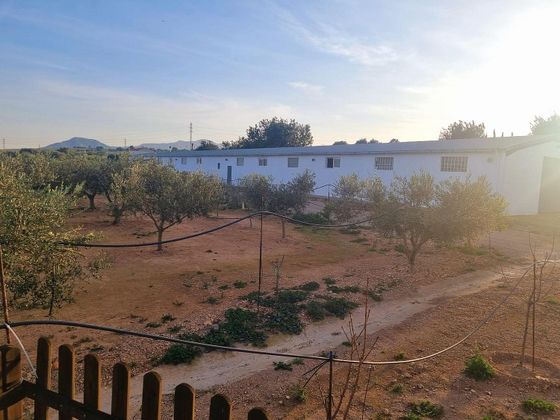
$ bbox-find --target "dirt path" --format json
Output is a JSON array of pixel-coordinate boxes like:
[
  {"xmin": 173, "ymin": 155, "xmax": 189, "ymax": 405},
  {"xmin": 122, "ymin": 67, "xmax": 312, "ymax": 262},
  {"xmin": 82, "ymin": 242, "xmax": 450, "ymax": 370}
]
[{"xmin": 101, "ymin": 264, "xmax": 522, "ymax": 414}]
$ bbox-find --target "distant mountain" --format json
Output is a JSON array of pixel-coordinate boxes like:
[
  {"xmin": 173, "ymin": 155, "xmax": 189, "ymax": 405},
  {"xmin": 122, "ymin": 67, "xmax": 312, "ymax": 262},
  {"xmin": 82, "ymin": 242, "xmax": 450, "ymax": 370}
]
[
  {"xmin": 45, "ymin": 137, "xmax": 108, "ymax": 149},
  {"xmin": 137, "ymin": 139, "xmax": 218, "ymax": 150}
]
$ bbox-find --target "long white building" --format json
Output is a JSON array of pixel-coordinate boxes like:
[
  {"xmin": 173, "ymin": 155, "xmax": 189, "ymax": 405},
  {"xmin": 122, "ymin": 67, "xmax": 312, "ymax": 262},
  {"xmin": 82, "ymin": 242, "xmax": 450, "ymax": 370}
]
[{"xmin": 156, "ymin": 135, "xmax": 560, "ymax": 215}]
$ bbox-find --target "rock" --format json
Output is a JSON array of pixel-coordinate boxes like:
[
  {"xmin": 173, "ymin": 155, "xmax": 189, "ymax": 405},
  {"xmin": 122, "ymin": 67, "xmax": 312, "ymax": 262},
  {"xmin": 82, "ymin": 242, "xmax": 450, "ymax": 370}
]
[{"xmin": 486, "ymin": 391, "xmax": 492, "ymax": 396}]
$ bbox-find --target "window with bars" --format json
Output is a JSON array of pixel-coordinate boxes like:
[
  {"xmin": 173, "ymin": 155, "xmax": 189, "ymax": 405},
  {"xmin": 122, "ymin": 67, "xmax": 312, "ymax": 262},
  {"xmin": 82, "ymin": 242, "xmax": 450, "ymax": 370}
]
[
  {"xmin": 287, "ymin": 157, "xmax": 299, "ymax": 168},
  {"xmin": 258, "ymin": 158, "xmax": 268, "ymax": 166},
  {"xmin": 196, "ymin": 157, "xmax": 202, "ymax": 164},
  {"xmin": 180, "ymin": 157, "xmax": 187, "ymax": 164},
  {"xmin": 375, "ymin": 156, "xmax": 394, "ymax": 170},
  {"xmin": 326, "ymin": 157, "xmax": 340, "ymax": 168},
  {"xmin": 237, "ymin": 157, "xmax": 244, "ymax": 166},
  {"xmin": 441, "ymin": 156, "xmax": 468, "ymax": 172}
]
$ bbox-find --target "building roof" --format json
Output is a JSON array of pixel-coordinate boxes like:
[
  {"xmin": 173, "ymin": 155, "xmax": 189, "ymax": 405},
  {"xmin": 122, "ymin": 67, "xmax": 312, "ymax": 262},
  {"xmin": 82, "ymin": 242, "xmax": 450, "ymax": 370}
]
[{"xmin": 155, "ymin": 135, "xmax": 558, "ymax": 158}]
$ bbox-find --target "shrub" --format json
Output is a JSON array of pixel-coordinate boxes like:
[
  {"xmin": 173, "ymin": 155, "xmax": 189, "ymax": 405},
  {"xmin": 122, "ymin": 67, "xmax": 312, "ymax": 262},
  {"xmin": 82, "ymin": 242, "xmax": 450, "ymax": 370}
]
[
  {"xmin": 161, "ymin": 313, "xmax": 175, "ymax": 323},
  {"xmin": 293, "ymin": 212, "xmax": 330, "ymax": 225},
  {"xmin": 322, "ymin": 297, "xmax": 358, "ymax": 319},
  {"xmin": 328, "ymin": 285, "xmax": 361, "ymax": 293},
  {"xmin": 390, "ymin": 383, "xmax": 404, "ymax": 394},
  {"xmin": 145, "ymin": 322, "xmax": 161, "ymax": 328},
  {"xmin": 218, "ymin": 284, "xmax": 229, "ymax": 290},
  {"xmin": 323, "ymin": 277, "xmax": 336, "ymax": 286},
  {"xmin": 291, "ymin": 357, "xmax": 304, "ymax": 365},
  {"xmin": 394, "ymin": 352, "xmax": 406, "ymax": 361},
  {"xmin": 522, "ymin": 398, "xmax": 556, "ymax": 414},
  {"xmin": 305, "ymin": 300, "xmax": 327, "ymax": 321},
  {"xmin": 295, "ymin": 281, "xmax": 320, "ymax": 291},
  {"xmin": 277, "ymin": 289, "xmax": 309, "ymax": 304},
  {"xmin": 289, "ymin": 384, "xmax": 307, "ymax": 403},
  {"xmin": 266, "ymin": 303, "xmax": 304, "ymax": 334},
  {"xmin": 365, "ymin": 289, "xmax": 383, "ymax": 301},
  {"xmin": 233, "ymin": 280, "xmax": 247, "ymax": 288},
  {"xmin": 160, "ymin": 344, "xmax": 202, "ymax": 365},
  {"xmin": 273, "ymin": 361, "xmax": 293, "ymax": 371},
  {"xmin": 394, "ymin": 244, "xmax": 406, "ymax": 254},
  {"xmin": 204, "ymin": 296, "xmax": 220, "ymax": 305},
  {"xmin": 408, "ymin": 400, "xmax": 444, "ymax": 418},
  {"xmin": 221, "ymin": 308, "xmax": 267, "ymax": 346},
  {"xmin": 464, "ymin": 352, "xmax": 495, "ymax": 380},
  {"xmin": 167, "ymin": 325, "xmax": 182, "ymax": 334}
]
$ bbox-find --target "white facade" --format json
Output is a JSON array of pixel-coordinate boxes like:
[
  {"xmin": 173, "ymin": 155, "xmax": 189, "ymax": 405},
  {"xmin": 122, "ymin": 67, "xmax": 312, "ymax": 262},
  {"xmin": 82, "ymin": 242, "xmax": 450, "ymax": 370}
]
[{"xmin": 156, "ymin": 135, "xmax": 560, "ymax": 215}]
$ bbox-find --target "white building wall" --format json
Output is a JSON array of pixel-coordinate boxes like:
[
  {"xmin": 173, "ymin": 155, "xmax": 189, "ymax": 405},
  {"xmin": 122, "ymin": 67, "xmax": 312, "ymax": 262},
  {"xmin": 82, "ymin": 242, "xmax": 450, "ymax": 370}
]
[{"xmin": 502, "ymin": 142, "xmax": 560, "ymax": 215}]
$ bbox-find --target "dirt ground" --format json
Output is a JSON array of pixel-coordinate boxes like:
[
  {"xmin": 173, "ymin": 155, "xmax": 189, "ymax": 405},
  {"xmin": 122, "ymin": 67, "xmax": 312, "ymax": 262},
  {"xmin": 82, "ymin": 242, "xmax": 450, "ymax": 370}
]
[{"xmin": 9, "ymin": 202, "xmax": 560, "ymax": 419}]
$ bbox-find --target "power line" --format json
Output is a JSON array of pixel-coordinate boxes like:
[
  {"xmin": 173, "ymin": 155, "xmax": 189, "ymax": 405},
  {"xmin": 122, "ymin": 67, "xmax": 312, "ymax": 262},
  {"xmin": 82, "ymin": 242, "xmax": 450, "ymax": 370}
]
[
  {"xmin": 0, "ymin": 260, "xmax": 535, "ymax": 366},
  {"xmin": 55, "ymin": 210, "xmax": 400, "ymax": 249}
]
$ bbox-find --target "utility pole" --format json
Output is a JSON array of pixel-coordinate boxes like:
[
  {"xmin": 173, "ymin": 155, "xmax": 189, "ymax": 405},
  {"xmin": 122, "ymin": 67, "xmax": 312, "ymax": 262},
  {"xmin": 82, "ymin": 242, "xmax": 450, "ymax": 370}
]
[
  {"xmin": 2, "ymin": 138, "xmax": 5, "ymax": 150},
  {"xmin": 189, "ymin": 122, "xmax": 193, "ymax": 150},
  {"xmin": 124, "ymin": 138, "xmax": 127, "ymax": 148}
]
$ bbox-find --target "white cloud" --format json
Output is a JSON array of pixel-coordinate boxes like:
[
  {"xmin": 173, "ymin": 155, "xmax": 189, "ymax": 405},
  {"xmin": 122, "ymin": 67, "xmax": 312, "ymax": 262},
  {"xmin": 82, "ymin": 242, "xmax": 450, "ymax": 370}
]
[
  {"xmin": 268, "ymin": 2, "xmax": 398, "ymax": 67},
  {"xmin": 288, "ymin": 81, "xmax": 324, "ymax": 93}
]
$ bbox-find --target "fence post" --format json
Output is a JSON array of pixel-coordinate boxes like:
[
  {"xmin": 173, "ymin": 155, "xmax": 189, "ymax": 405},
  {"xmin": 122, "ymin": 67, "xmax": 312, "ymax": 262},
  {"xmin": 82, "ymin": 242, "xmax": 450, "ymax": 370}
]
[
  {"xmin": 58, "ymin": 344, "xmax": 75, "ymax": 420},
  {"xmin": 0, "ymin": 345, "xmax": 22, "ymax": 420},
  {"xmin": 83, "ymin": 353, "xmax": 101, "ymax": 410},
  {"xmin": 111, "ymin": 362, "xmax": 130, "ymax": 419},
  {"xmin": 328, "ymin": 351, "xmax": 333, "ymax": 420},
  {"xmin": 34, "ymin": 337, "xmax": 51, "ymax": 420},
  {"xmin": 141, "ymin": 371, "xmax": 162, "ymax": 420},
  {"xmin": 173, "ymin": 383, "xmax": 195, "ymax": 420},
  {"xmin": 209, "ymin": 394, "xmax": 231, "ymax": 420}
]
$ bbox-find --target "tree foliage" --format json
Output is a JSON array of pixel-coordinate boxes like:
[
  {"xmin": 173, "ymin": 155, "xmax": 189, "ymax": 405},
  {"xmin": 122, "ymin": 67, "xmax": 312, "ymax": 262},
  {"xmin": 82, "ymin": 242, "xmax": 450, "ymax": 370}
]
[
  {"xmin": 0, "ymin": 158, "xmax": 93, "ymax": 315},
  {"xmin": 223, "ymin": 117, "xmax": 313, "ymax": 149},
  {"xmin": 127, "ymin": 160, "xmax": 223, "ymax": 250},
  {"xmin": 196, "ymin": 140, "xmax": 220, "ymax": 150},
  {"xmin": 329, "ymin": 172, "xmax": 506, "ymax": 268},
  {"xmin": 439, "ymin": 120, "xmax": 487, "ymax": 140},
  {"xmin": 530, "ymin": 113, "xmax": 560, "ymax": 135}
]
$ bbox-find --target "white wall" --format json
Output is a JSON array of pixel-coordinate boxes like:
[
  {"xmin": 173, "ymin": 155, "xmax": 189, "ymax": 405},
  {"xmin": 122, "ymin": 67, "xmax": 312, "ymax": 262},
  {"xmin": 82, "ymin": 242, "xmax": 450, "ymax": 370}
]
[{"xmin": 502, "ymin": 142, "xmax": 560, "ymax": 215}]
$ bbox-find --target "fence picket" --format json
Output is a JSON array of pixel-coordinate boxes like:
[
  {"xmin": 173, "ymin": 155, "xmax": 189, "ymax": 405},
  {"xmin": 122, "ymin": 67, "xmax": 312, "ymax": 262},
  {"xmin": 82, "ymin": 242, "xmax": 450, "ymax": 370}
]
[
  {"xmin": 84, "ymin": 353, "xmax": 101, "ymax": 410},
  {"xmin": 34, "ymin": 337, "xmax": 51, "ymax": 420},
  {"xmin": 0, "ymin": 345, "xmax": 22, "ymax": 420},
  {"xmin": 209, "ymin": 394, "xmax": 231, "ymax": 420},
  {"xmin": 111, "ymin": 362, "xmax": 130, "ymax": 419},
  {"xmin": 58, "ymin": 344, "xmax": 75, "ymax": 420},
  {"xmin": 173, "ymin": 383, "xmax": 195, "ymax": 420},
  {"xmin": 141, "ymin": 371, "xmax": 162, "ymax": 420},
  {"xmin": 248, "ymin": 407, "xmax": 268, "ymax": 420}
]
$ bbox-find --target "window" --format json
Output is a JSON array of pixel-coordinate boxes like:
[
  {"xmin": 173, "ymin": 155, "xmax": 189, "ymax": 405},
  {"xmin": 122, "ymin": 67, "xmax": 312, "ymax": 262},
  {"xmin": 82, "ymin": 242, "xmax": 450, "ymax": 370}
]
[
  {"xmin": 196, "ymin": 157, "xmax": 202, "ymax": 165},
  {"xmin": 287, "ymin": 157, "xmax": 299, "ymax": 168},
  {"xmin": 167, "ymin": 158, "xmax": 173, "ymax": 166},
  {"xmin": 217, "ymin": 163, "xmax": 221, "ymax": 169},
  {"xmin": 258, "ymin": 158, "xmax": 268, "ymax": 166},
  {"xmin": 441, "ymin": 156, "xmax": 468, "ymax": 172},
  {"xmin": 181, "ymin": 157, "xmax": 187, "ymax": 164},
  {"xmin": 375, "ymin": 156, "xmax": 394, "ymax": 170},
  {"xmin": 237, "ymin": 157, "xmax": 244, "ymax": 166},
  {"xmin": 326, "ymin": 157, "xmax": 340, "ymax": 168}
]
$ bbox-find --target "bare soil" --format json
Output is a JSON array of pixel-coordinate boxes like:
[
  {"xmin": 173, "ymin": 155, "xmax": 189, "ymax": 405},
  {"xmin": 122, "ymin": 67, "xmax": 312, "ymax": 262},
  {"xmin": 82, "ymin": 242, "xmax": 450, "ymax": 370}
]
[{"xmin": 9, "ymin": 204, "xmax": 560, "ymax": 419}]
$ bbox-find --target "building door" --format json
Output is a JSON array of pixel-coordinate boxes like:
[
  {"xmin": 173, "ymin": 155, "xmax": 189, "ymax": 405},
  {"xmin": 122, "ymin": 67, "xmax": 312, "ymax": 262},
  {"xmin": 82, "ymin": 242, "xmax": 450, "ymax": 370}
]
[
  {"xmin": 227, "ymin": 166, "xmax": 232, "ymax": 185},
  {"xmin": 538, "ymin": 157, "xmax": 560, "ymax": 213}
]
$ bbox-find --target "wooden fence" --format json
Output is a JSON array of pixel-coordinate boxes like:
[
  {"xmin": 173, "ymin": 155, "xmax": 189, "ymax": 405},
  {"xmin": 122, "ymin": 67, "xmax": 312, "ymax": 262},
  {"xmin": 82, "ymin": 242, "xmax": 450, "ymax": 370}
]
[{"xmin": 0, "ymin": 338, "xmax": 269, "ymax": 419}]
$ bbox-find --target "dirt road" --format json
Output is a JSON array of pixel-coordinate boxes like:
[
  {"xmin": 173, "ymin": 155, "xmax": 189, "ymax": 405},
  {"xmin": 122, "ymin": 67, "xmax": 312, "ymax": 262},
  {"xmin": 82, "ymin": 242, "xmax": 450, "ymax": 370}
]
[{"xmin": 102, "ymin": 265, "xmax": 521, "ymax": 414}]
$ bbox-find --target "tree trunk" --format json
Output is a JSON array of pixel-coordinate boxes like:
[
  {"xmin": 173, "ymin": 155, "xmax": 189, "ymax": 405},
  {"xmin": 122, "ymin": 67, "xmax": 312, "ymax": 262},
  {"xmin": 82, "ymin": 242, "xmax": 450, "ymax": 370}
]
[
  {"xmin": 112, "ymin": 210, "xmax": 122, "ymax": 225},
  {"xmin": 157, "ymin": 228, "xmax": 164, "ymax": 251},
  {"xmin": 86, "ymin": 193, "xmax": 96, "ymax": 210},
  {"xmin": 281, "ymin": 219, "xmax": 286, "ymax": 239}
]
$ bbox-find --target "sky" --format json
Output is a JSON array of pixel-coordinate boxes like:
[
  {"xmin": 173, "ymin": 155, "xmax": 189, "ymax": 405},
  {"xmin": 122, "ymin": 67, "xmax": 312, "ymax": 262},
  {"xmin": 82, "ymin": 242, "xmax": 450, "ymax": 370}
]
[{"xmin": 1, "ymin": 0, "xmax": 559, "ymax": 148}]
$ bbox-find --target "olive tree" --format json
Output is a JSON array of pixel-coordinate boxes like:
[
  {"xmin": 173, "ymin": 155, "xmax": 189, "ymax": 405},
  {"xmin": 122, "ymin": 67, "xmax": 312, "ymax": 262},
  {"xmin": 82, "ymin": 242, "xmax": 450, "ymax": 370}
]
[
  {"xmin": 0, "ymin": 159, "xmax": 93, "ymax": 316},
  {"xmin": 239, "ymin": 171, "xmax": 316, "ymax": 237},
  {"xmin": 128, "ymin": 160, "xmax": 223, "ymax": 250}
]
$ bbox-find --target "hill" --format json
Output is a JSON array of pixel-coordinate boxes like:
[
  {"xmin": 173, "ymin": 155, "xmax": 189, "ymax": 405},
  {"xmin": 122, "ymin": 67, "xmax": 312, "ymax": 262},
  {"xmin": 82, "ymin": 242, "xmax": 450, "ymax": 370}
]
[
  {"xmin": 45, "ymin": 137, "xmax": 108, "ymax": 149},
  {"xmin": 137, "ymin": 139, "xmax": 217, "ymax": 150}
]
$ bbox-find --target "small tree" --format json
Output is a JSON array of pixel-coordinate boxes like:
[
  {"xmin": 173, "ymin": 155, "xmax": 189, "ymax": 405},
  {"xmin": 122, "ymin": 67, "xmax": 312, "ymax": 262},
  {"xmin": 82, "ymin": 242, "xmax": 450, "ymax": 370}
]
[
  {"xmin": 128, "ymin": 160, "xmax": 222, "ymax": 250},
  {"xmin": 0, "ymin": 159, "xmax": 93, "ymax": 316},
  {"xmin": 530, "ymin": 113, "xmax": 560, "ymax": 135},
  {"xmin": 327, "ymin": 174, "xmax": 368, "ymax": 222},
  {"xmin": 196, "ymin": 140, "xmax": 220, "ymax": 150},
  {"xmin": 439, "ymin": 120, "xmax": 487, "ymax": 140}
]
